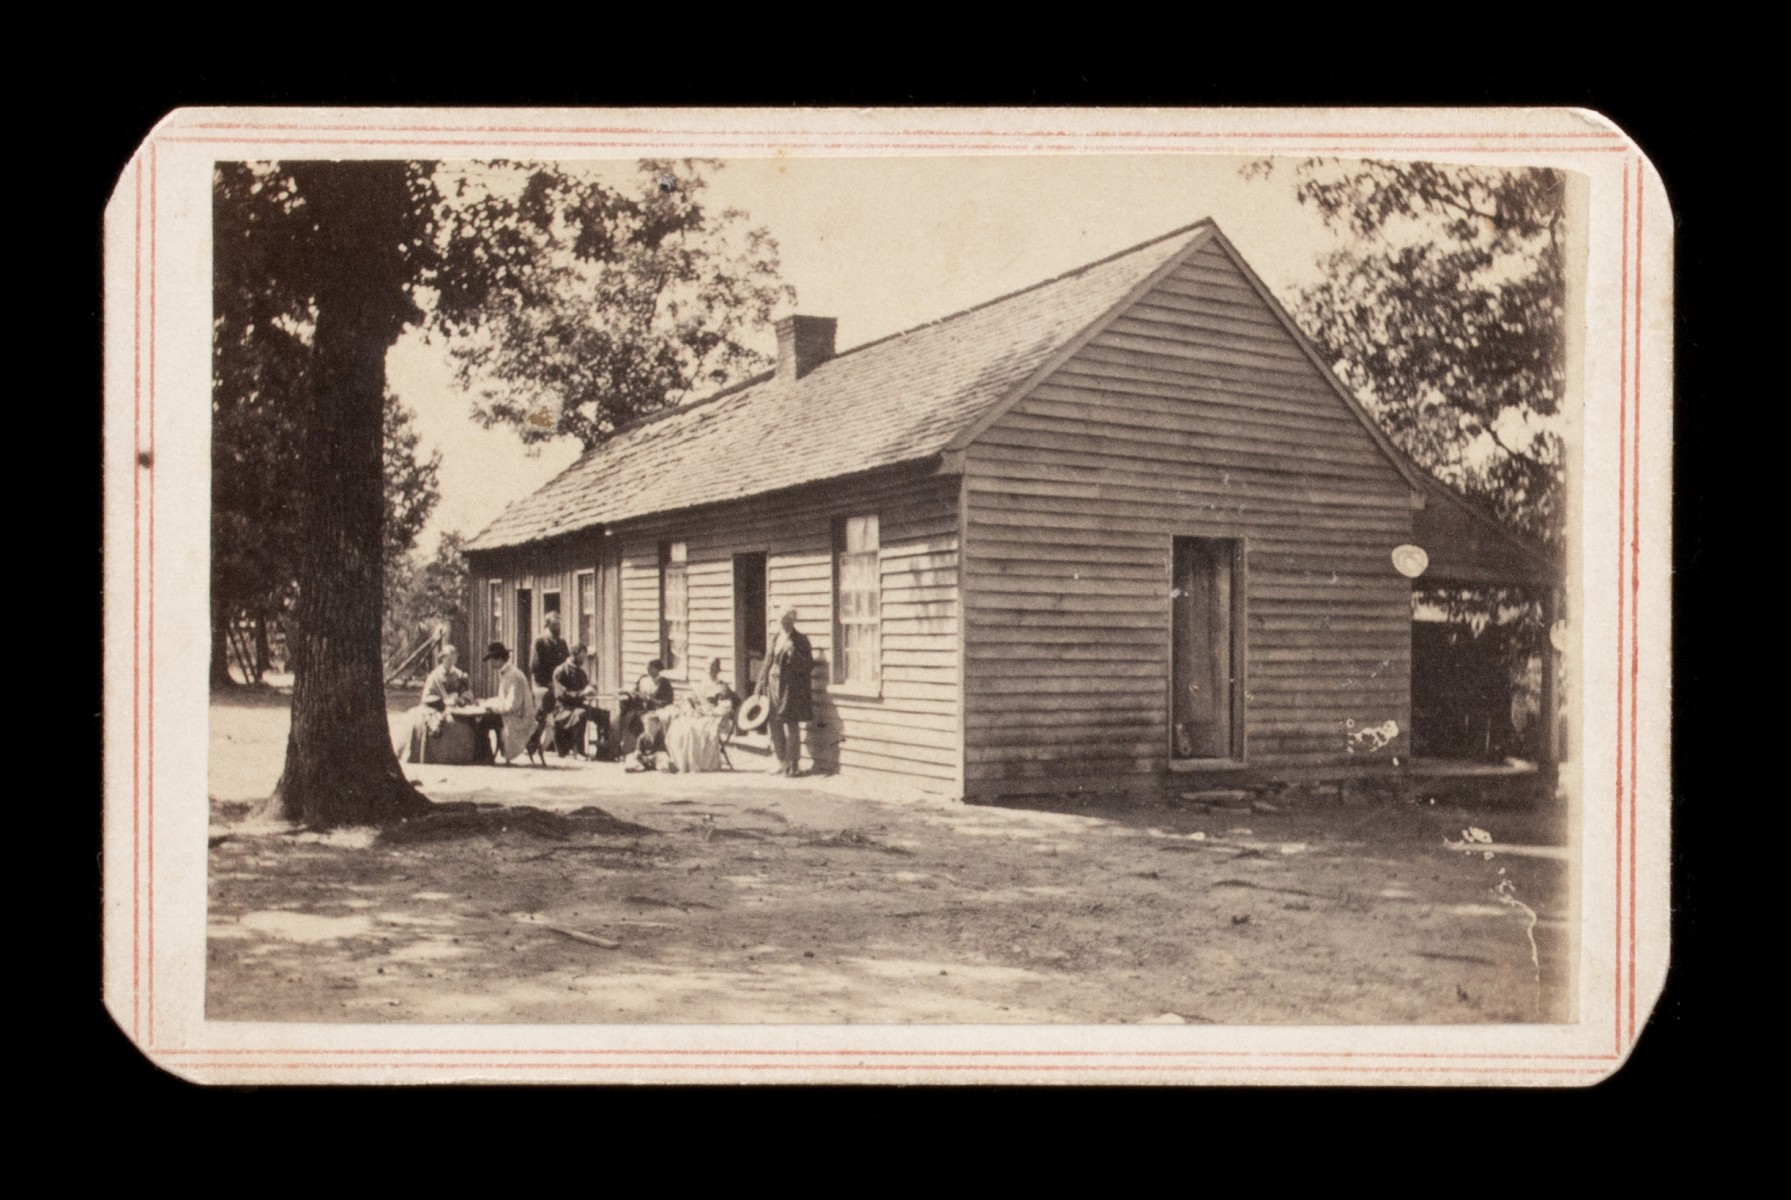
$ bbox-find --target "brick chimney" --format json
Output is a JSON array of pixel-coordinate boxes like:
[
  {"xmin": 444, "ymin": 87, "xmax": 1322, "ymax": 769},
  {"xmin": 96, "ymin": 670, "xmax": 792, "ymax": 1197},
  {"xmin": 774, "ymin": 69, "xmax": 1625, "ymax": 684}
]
[{"xmin": 774, "ymin": 315, "xmax": 837, "ymax": 381}]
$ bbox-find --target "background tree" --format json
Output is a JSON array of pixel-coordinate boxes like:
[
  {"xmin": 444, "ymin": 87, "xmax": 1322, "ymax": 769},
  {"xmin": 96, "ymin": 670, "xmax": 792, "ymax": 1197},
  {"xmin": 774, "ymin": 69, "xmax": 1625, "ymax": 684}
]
[
  {"xmin": 432, "ymin": 160, "xmax": 794, "ymax": 448},
  {"xmin": 1246, "ymin": 158, "xmax": 1566, "ymax": 546},
  {"xmin": 272, "ymin": 160, "xmax": 435, "ymax": 825},
  {"xmin": 212, "ymin": 164, "xmax": 308, "ymax": 686},
  {"xmin": 211, "ymin": 160, "xmax": 437, "ymax": 824},
  {"xmin": 383, "ymin": 531, "xmax": 470, "ymax": 670},
  {"xmin": 211, "ymin": 387, "xmax": 440, "ymax": 685},
  {"xmin": 214, "ymin": 158, "xmax": 791, "ymax": 825},
  {"xmin": 213, "ymin": 161, "xmax": 440, "ymax": 687},
  {"xmin": 381, "ymin": 393, "xmax": 443, "ymax": 576},
  {"xmin": 1245, "ymin": 159, "xmax": 1568, "ymax": 757}
]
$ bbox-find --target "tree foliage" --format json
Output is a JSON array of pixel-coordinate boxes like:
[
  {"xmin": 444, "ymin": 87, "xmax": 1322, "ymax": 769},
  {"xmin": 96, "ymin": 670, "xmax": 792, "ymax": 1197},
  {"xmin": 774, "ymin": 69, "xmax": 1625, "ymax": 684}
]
[
  {"xmin": 383, "ymin": 531, "xmax": 470, "ymax": 667},
  {"xmin": 1247, "ymin": 159, "xmax": 1567, "ymax": 546},
  {"xmin": 380, "ymin": 392, "xmax": 442, "ymax": 571},
  {"xmin": 430, "ymin": 160, "xmax": 795, "ymax": 449},
  {"xmin": 213, "ymin": 158, "xmax": 792, "ymax": 823},
  {"xmin": 1244, "ymin": 159, "xmax": 1568, "ymax": 746},
  {"xmin": 213, "ymin": 163, "xmax": 441, "ymax": 684},
  {"xmin": 211, "ymin": 160, "xmax": 441, "ymax": 823}
]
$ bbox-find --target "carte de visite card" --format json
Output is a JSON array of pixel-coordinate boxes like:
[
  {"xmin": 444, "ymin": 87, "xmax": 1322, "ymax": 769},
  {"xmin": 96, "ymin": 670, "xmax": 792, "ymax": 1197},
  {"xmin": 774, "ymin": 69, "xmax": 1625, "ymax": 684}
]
[{"xmin": 102, "ymin": 107, "xmax": 1671, "ymax": 1085}]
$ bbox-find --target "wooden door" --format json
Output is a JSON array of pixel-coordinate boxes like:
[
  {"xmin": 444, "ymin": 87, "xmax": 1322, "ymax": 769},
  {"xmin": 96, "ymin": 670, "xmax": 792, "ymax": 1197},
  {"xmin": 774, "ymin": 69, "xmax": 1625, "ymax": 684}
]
[
  {"xmin": 733, "ymin": 551, "xmax": 768, "ymax": 695},
  {"xmin": 1172, "ymin": 538, "xmax": 1239, "ymax": 759},
  {"xmin": 515, "ymin": 587, "xmax": 533, "ymax": 681},
  {"xmin": 599, "ymin": 539, "xmax": 623, "ymax": 696}
]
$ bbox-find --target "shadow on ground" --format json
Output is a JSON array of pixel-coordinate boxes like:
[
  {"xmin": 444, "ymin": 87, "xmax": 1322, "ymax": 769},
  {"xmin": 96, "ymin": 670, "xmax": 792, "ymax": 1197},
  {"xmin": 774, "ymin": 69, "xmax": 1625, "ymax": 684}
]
[{"xmin": 206, "ymin": 690, "xmax": 1574, "ymax": 1025}]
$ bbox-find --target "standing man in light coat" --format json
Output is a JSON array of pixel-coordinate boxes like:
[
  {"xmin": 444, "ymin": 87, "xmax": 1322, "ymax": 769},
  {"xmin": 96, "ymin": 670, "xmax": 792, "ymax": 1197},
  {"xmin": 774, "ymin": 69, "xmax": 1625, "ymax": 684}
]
[{"xmin": 482, "ymin": 641, "xmax": 538, "ymax": 765}]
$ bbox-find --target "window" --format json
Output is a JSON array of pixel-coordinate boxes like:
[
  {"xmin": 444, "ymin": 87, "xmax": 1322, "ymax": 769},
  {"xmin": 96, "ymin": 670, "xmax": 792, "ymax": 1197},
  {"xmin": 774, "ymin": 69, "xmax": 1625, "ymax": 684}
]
[
  {"xmin": 543, "ymin": 590, "xmax": 561, "ymax": 618},
  {"xmin": 660, "ymin": 541, "xmax": 688, "ymax": 671},
  {"xmin": 834, "ymin": 514, "xmax": 880, "ymax": 689},
  {"xmin": 575, "ymin": 570, "xmax": 597, "ymax": 657},
  {"xmin": 487, "ymin": 580, "xmax": 503, "ymax": 645}
]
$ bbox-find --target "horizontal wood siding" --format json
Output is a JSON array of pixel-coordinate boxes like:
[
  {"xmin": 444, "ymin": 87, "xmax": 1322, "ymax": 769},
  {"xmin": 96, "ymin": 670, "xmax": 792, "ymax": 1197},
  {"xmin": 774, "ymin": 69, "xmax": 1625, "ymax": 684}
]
[
  {"xmin": 464, "ymin": 537, "xmax": 603, "ymax": 696},
  {"xmin": 962, "ymin": 241, "xmax": 1415, "ymax": 790},
  {"xmin": 613, "ymin": 469, "xmax": 961, "ymax": 790}
]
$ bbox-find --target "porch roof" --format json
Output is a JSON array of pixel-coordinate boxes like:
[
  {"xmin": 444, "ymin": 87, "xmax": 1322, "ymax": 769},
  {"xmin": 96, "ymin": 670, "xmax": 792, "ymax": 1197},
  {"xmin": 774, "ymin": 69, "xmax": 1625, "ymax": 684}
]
[{"xmin": 1412, "ymin": 475, "xmax": 1561, "ymax": 589}]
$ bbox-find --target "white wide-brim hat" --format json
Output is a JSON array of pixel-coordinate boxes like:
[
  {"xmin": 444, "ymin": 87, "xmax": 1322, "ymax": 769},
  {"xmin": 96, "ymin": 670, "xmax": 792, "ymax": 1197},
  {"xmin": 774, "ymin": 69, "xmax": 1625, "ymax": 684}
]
[{"xmin": 736, "ymin": 694, "xmax": 771, "ymax": 732}]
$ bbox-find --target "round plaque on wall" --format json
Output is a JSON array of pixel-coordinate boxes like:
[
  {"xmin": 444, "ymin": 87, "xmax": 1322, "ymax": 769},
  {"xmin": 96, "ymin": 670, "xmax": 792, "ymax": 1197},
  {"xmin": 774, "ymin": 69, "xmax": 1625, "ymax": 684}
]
[{"xmin": 1391, "ymin": 544, "xmax": 1430, "ymax": 579}]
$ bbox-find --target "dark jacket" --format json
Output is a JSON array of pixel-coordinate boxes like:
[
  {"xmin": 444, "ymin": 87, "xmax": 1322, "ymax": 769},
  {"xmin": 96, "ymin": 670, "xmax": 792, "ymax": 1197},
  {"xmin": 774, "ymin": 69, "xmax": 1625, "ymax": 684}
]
[
  {"xmin": 532, "ymin": 634, "xmax": 570, "ymax": 689},
  {"xmin": 552, "ymin": 660, "xmax": 591, "ymax": 706},
  {"xmin": 633, "ymin": 673, "xmax": 674, "ymax": 708},
  {"xmin": 764, "ymin": 628, "xmax": 814, "ymax": 722}
]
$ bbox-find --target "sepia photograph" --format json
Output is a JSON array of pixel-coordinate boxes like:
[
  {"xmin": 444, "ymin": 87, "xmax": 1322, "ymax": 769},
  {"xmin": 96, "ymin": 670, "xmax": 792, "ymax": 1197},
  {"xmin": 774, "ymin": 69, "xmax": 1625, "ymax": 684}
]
[{"xmin": 103, "ymin": 109, "xmax": 1671, "ymax": 1084}]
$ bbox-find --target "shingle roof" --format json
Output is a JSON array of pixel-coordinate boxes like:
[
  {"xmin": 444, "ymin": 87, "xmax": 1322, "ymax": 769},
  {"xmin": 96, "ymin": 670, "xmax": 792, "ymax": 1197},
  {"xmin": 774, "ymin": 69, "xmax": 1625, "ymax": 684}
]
[{"xmin": 464, "ymin": 221, "xmax": 1215, "ymax": 551}]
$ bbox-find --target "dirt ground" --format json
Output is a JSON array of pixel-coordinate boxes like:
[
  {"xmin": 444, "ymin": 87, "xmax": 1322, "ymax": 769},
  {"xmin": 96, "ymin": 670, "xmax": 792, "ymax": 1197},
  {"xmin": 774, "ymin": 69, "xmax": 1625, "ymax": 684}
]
[{"xmin": 206, "ymin": 687, "xmax": 1573, "ymax": 1025}]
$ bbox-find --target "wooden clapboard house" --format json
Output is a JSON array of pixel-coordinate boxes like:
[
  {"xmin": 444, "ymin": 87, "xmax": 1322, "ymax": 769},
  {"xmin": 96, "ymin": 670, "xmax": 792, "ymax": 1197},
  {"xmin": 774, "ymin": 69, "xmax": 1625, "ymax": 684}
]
[{"xmin": 462, "ymin": 220, "xmax": 1558, "ymax": 798}]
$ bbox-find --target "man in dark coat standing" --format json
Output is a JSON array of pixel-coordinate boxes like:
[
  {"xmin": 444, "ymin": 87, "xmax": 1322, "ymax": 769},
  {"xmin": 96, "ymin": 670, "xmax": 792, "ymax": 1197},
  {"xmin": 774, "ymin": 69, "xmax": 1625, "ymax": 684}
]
[
  {"xmin": 761, "ymin": 607, "xmax": 814, "ymax": 776},
  {"xmin": 533, "ymin": 612, "xmax": 570, "ymax": 693},
  {"xmin": 527, "ymin": 611, "xmax": 570, "ymax": 758}
]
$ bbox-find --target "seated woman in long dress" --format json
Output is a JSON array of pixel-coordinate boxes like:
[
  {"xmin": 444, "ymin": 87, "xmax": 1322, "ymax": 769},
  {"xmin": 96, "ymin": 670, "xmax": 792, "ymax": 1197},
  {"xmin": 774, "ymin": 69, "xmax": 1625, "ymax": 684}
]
[
  {"xmin": 420, "ymin": 644, "xmax": 471, "ymax": 712},
  {"xmin": 398, "ymin": 644, "xmax": 484, "ymax": 764},
  {"xmin": 664, "ymin": 658, "xmax": 738, "ymax": 773}
]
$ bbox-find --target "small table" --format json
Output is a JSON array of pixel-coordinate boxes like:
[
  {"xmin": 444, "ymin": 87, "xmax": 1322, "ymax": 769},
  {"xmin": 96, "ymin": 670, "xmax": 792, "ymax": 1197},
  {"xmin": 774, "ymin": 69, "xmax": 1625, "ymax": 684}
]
[{"xmin": 443, "ymin": 704, "xmax": 504, "ymax": 764}]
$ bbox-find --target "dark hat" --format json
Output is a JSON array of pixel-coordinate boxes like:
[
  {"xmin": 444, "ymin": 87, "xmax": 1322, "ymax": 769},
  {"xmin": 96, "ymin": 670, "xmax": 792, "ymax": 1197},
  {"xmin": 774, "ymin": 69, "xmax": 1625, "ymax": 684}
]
[{"xmin": 482, "ymin": 641, "xmax": 510, "ymax": 661}]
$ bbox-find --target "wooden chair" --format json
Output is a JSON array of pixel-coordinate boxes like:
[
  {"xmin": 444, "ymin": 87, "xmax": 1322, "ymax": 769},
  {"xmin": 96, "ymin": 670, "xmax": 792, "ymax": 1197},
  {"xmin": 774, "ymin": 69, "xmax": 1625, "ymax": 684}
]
[
  {"xmin": 716, "ymin": 699, "xmax": 740, "ymax": 771},
  {"xmin": 580, "ymin": 706, "xmax": 614, "ymax": 760},
  {"xmin": 525, "ymin": 686, "xmax": 552, "ymax": 765}
]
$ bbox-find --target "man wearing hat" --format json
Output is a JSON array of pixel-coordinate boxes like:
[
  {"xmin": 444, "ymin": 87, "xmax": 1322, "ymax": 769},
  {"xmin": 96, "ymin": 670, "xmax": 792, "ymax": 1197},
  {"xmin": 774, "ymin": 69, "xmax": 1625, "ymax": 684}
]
[{"xmin": 481, "ymin": 641, "xmax": 538, "ymax": 765}]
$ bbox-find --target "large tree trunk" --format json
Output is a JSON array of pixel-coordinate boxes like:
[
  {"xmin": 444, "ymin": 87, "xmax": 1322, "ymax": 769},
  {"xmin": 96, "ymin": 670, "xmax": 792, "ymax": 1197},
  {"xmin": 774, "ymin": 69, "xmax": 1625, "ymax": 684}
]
[{"xmin": 271, "ymin": 162, "xmax": 430, "ymax": 827}]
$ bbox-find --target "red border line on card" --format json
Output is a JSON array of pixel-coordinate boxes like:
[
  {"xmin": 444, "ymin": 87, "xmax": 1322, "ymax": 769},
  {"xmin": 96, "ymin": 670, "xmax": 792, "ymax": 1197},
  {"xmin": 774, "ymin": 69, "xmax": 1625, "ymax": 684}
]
[
  {"xmin": 147, "ymin": 142, "xmax": 159, "ymax": 1048},
  {"xmin": 154, "ymin": 1046, "xmax": 1621, "ymax": 1061},
  {"xmin": 131, "ymin": 157, "xmax": 142, "ymax": 1046},
  {"xmin": 178, "ymin": 122, "xmax": 1628, "ymax": 141},
  {"xmin": 154, "ymin": 135, "xmax": 1637, "ymax": 155},
  {"xmin": 138, "ymin": 131, "xmax": 1644, "ymax": 1075},
  {"xmin": 1615, "ymin": 162, "xmax": 1629, "ymax": 1056},
  {"xmin": 170, "ymin": 1061, "xmax": 1614, "ymax": 1075},
  {"xmin": 1628, "ymin": 156, "xmax": 1643, "ymax": 1047}
]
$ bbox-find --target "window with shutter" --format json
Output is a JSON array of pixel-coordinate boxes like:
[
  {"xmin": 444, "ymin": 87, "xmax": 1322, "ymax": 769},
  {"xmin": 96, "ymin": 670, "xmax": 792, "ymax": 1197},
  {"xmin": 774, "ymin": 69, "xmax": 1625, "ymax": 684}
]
[
  {"xmin": 660, "ymin": 542, "xmax": 688, "ymax": 671},
  {"xmin": 833, "ymin": 514, "xmax": 880, "ymax": 690},
  {"xmin": 575, "ymin": 570, "xmax": 597, "ymax": 656}
]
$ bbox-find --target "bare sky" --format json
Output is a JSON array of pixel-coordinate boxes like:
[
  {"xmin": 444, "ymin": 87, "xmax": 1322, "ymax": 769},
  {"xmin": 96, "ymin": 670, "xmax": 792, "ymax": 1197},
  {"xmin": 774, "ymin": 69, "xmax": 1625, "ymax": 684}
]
[{"xmin": 387, "ymin": 154, "xmax": 1342, "ymax": 552}]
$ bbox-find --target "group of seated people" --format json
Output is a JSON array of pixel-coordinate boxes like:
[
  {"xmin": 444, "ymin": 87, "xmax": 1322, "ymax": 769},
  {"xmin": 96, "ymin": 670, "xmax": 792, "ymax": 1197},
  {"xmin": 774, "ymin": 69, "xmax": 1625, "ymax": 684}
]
[
  {"xmin": 396, "ymin": 639, "xmax": 529, "ymax": 766},
  {"xmin": 625, "ymin": 655, "xmax": 739, "ymax": 774},
  {"xmin": 397, "ymin": 612, "xmax": 739, "ymax": 773}
]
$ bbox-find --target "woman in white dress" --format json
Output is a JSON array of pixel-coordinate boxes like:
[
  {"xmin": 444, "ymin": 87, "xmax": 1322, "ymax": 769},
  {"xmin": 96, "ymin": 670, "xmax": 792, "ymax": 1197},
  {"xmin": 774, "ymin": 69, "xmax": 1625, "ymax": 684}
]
[{"xmin": 665, "ymin": 658, "xmax": 738, "ymax": 773}]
